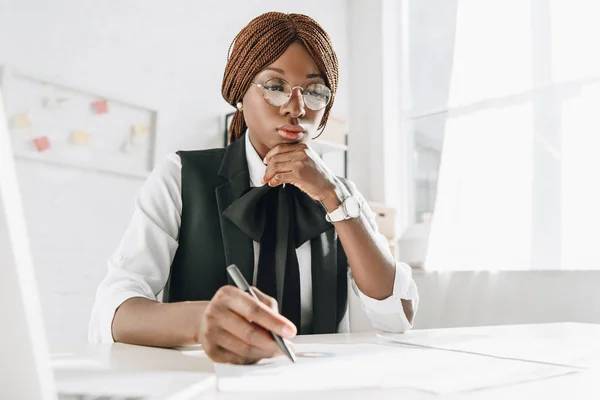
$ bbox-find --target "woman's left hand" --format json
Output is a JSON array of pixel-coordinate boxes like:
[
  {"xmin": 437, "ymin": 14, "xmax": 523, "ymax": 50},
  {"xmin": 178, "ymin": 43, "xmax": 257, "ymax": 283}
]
[{"xmin": 261, "ymin": 143, "xmax": 343, "ymax": 211}]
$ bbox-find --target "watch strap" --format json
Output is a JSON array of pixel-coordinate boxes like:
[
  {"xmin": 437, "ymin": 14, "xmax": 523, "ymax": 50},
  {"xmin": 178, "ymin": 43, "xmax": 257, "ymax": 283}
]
[{"xmin": 325, "ymin": 204, "xmax": 348, "ymax": 223}]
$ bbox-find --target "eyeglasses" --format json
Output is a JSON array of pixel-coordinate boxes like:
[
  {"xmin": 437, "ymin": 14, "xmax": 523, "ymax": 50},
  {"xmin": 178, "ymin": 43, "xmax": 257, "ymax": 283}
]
[{"xmin": 250, "ymin": 78, "xmax": 332, "ymax": 111}]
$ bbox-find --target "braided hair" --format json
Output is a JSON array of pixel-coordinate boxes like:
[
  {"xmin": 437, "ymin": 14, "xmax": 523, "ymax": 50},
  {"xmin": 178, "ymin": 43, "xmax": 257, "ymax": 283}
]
[{"xmin": 222, "ymin": 12, "xmax": 339, "ymax": 143}]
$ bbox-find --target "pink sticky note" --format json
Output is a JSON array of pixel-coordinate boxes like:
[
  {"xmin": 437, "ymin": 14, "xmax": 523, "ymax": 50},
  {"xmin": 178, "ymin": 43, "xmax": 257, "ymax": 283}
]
[
  {"xmin": 93, "ymin": 99, "xmax": 109, "ymax": 114},
  {"xmin": 33, "ymin": 136, "xmax": 51, "ymax": 152}
]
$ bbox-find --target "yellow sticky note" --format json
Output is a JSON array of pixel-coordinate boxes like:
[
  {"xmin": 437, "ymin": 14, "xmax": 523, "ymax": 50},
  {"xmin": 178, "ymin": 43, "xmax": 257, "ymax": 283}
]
[
  {"xmin": 12, "ymin": 113, "xmax": 32, "ymax": 129},
  {"xmin": 130, "ymin": 124, "xmax": 150, "ymax": 146},
  {"xmin": 71, "ymin": 130, "xmax": 90, "ymax": 146},
  {"xmin": 132, "ymin": 124, "xmax": 150, "ymax": 136}
]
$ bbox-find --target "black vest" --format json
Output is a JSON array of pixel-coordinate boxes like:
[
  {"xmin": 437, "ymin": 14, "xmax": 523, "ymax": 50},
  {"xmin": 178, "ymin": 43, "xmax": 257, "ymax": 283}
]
[{"xmin": 163, "ymin": 135, "xmax": 349, "ymax": 333}]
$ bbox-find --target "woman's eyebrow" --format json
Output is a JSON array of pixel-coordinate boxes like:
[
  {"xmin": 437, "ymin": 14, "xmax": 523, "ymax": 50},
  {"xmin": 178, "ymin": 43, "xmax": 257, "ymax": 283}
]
[
  {"xmin": 306, "ymin": 72, "xmax": 325, "ymax": 79},
  {"xmin": 263, "ymin": 67, "xmax": 285, "ymax": 74},
  {"xmin": 262, "ymin": 67, "xmax": 324, "ymax": 80}
]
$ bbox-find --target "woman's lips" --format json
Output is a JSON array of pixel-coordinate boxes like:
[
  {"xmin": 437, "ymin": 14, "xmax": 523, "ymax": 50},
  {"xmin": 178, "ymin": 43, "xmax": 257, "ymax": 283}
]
[{"xmin": 277, "ymin": 129, "xmax": 304, "ymax": 141}]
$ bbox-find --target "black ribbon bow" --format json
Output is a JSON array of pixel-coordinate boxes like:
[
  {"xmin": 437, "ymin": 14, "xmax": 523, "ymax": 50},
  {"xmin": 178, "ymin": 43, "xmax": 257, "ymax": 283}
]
[{"xmin": 222, "ymin": 184, "xmax": 332, "ymax": 332}]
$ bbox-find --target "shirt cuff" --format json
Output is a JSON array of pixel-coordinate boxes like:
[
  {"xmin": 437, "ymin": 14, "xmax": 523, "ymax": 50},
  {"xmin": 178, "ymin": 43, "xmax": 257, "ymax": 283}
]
[
  {"xmin": 351, "ymin": 261, "xmax": 419, "ymax": 332},
  {"xmin": 88, "ymin": 290, "xmax": 149, "ymax": 344}
]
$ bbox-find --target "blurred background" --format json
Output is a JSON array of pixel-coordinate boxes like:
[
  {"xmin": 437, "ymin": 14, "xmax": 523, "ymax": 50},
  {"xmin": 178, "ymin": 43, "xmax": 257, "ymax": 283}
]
[{"xmin": 1, "ymin": 0, "xmax": 600, "ymax": 352}]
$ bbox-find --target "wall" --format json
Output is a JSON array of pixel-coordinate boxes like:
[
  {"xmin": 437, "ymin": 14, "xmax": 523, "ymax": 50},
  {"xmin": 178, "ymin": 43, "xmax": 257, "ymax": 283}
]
[
  {"xmin": 346, "ymin": 0, "xmax": 383, "ymax": 202},
  {"xmin": 347, "ymin": 268, "xmax": 600, "ymax": 332},
  {"xmin": 412, "ymin": 270, "xmax": 600, "ymax": 329},
  {"xmin": 0, "ymin": 0, "xmax": 349, "ymax": 352}
]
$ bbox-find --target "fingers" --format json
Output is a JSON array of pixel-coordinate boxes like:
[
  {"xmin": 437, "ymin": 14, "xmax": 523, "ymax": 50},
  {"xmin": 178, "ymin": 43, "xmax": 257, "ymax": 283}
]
[
  {"xmin": 203, "ymin": 302, "xmax": 278, "ymax": 363},
  {"xmin": 251, "ymin": 286, "xmax": 279, "ymax": 312},
  {"xmin": 267, "ymin": 171, "xmax": 295, "ymax": 187},
  {"xmin": 262, "ymin": 150, "xmax": 307, "ymax": 184},
  {"xmin": 223, "ymin": 287, "xmax": 297, "ymax": 338},
  {"xmin": 261, "ymin": 155, "xmax": 295, "ymax": 183},
  {"xmin": 265, "ymin": 153, "xmax": 298, "ymax": 166},
  {"xmin": 263, "ymin": 142, "xmax": 308, "ymax": 164},
  {"xmin": 216, "ymin": 305, "xmax": 282, "ymax": 354},
  {"xmin": 201, "ymin": 286, "xmax": 297, "ymax": 365},
  {"xmin": 213, "ymin": 327, "xmax": 275, "ymax": 363},
  {"xmin": 262, "ymin": 161, "xmax": 294, "ymax": 185},
  {"xmin": 263, "ymin": 161, "xmax": 303, "ymax": 186}
]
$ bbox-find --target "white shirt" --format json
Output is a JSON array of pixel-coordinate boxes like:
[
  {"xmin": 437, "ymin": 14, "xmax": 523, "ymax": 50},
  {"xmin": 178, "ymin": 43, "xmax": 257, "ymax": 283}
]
[{"xmin": 88, "ymin": 133, "xmax": 419, "ymax": 343}]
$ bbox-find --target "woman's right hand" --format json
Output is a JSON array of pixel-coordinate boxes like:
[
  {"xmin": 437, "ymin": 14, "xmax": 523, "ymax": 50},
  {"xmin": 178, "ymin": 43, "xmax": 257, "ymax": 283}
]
[{"xmin": 199, "ymin": 285, "xmax": 297, "ymax": 364}]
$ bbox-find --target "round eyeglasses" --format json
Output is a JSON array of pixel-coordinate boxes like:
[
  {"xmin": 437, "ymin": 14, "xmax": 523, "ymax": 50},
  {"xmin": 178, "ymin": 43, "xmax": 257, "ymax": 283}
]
[{"xmin": 251, "ymin": 78, "xmax": 332, "ymax": 111}]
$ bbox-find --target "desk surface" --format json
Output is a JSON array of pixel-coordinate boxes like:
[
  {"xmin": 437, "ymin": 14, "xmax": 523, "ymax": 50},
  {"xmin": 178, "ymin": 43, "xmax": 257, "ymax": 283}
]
[{"xmin": 52, "ymin": 322, "xmax": 600, "ymax": 399}]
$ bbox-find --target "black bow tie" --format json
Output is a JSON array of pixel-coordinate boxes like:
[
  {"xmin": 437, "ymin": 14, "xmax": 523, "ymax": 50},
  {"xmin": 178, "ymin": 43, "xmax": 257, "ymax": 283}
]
[{"xmin": 222, "ymin": 184, "xmax": 332, "ymax": 332}]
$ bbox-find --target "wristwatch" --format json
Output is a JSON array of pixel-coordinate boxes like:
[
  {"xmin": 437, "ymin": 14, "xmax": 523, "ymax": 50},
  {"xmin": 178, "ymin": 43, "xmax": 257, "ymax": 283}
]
[{"xmin": 325, "ymin": 196, "xmax": 362, "ymax": 223}]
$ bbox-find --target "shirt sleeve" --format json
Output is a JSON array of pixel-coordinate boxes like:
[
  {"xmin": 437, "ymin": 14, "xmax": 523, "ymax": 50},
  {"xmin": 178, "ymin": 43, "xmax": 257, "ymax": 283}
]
[
  {"xmin": 344, "ymin": 180, "xmax": 420, "ymax": 333},
  {"xmin": 88, "ymin": 153, "xmax": 183, "ymax": 343}
]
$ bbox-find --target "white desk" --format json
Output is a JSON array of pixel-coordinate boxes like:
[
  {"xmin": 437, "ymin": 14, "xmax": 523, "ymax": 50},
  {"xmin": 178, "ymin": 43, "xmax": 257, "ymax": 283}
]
[{"xmin": 52, "ymin": 323, "xmax": 600, "ymax": 399}]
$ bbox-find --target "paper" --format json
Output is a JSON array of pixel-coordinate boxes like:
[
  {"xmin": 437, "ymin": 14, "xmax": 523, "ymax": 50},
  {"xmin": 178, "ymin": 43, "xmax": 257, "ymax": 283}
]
[
  {"xmin": 130, "ymin": 124, "xmax": 150, "ymax": 146},
  {"xmin": 11, "ymin": 113, "xmax": 32, "ymax": 129},
  {"xmin": 92, "ymin": 99, "xmax": 109, "ymax": 114},
  {"xmin": 71, "ymin": 130, "xmax": 90, "ymax": 146},
  {"xmin": 120, "ymin": 138, "xmax": 133, "ymax": 154},
  {"xmin": 214, "ymin": 343, "xmax": 576, "ymax": 394},
  {"xmin": 42, "ymin": 96, "xmax": 69, "ymax": 109},
  {"xmin": 32, "ymin": 136, "xmax": 51, "ymax": 152},
  {"xmin": 121, "ymin": 124, "xmax": 150, "ymax": 151},
  {"xmin": 131, "ymin": 124, "xmax": 150, "ymax": 136},
  {"xmin": 378, "ymin": 323, "xmax": 600, "ymax": 369},
  {"xmin": 55, "ymin": 370, "xmax": 215, "ymax": 400}
]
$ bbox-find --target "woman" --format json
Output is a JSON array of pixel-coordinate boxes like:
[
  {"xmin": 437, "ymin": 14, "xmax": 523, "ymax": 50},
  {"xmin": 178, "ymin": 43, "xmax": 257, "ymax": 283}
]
[{"xmin": 89, "ymin": 12, "xmax": 418, "ymax": 365}]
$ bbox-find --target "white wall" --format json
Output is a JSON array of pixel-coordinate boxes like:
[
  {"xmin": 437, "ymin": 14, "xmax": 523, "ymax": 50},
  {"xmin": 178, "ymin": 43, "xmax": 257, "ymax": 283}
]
[
  {"xmin": 346, "ymin": 0, "xmax": 383, "ymax": 202},
  {"xmin": 0, "ymin": 0, "xmax": 350, "ymax": 352},
  {"xmin": 412, "ymin": 270, "xmax": 600, "ymax": 329}
]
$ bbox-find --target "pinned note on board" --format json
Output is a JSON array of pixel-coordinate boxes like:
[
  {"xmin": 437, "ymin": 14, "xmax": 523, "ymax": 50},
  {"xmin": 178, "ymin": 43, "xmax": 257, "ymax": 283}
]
[
  {"xmin": 32, "ymin": 136, "xmax": 51, "ymax": 152},
  {"xmin": 132, "ymin": 124, "xmax": 150, "ymax": 136},
  {"xmin": 120, "ymin": 139, "xmax": 133, "ymax": 154},
  {"xmin": 70, "ymin": 130, "xmax": 90, "ymax": 146},
  {"xmin": 42, "ymin": 97, "xmax": 69, "ymax": 110},
  {"xmin": 130, "ymin": 124, "xmax": 150, "ymax": 145},
  {"xmin": 11, "ymin": 113, "xmax": 32, "ymax": 129},
  {"xmin": 92, "ymin": 99, "xmax": 109, "ymax": 114}
]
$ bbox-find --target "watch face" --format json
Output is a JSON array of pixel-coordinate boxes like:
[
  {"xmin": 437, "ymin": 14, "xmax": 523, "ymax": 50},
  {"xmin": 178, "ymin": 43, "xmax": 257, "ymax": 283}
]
[{"xmin": 344, "ymin": 197, "xmax": 361, "ymax": 218}]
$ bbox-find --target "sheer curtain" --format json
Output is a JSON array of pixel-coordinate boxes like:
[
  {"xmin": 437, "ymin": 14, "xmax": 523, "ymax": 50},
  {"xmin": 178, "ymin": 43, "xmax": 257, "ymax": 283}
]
[{"xmin": 425, "ymin": 0, "xmax": 600, "ymax": 271}]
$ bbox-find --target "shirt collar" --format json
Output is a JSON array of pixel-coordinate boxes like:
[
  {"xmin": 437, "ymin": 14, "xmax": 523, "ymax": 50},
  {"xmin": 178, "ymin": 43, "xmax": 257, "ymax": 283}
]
[{"xmin": 245, "ymin": 131, "xmax": 266, "ymax": 188}]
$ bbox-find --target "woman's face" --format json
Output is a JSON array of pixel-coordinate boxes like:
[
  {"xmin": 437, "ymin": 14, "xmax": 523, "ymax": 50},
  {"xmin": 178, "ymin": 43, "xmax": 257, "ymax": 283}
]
[{"xmin": 242, "ymin": 41, "xmax": 328, "ymax": 159}]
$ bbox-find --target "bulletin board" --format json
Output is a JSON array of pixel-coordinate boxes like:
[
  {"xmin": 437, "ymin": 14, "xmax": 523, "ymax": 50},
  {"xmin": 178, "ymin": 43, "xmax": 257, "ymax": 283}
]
[{"xmin": 0, "ymin": 65, "xmax": 157, "ymax": 178}]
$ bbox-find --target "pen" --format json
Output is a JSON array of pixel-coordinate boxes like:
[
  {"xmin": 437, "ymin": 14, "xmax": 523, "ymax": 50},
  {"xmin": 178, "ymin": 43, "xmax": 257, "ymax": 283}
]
[{"xmin": 226, "ymin": 264, "xmax": 297, "ymax": 363}]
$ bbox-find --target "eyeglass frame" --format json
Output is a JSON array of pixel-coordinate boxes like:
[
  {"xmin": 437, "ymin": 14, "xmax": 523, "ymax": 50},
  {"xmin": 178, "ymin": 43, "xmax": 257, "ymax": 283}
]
[{"xmin": 250, "ymin": 78, "xmax": 332, "ymax": 111}]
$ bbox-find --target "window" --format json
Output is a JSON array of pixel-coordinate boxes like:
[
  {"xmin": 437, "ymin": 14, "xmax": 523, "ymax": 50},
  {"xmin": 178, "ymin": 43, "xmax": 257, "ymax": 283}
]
[{"xmin": 404, "ymin": 1, "xmax": 600, "ymax": 270}]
